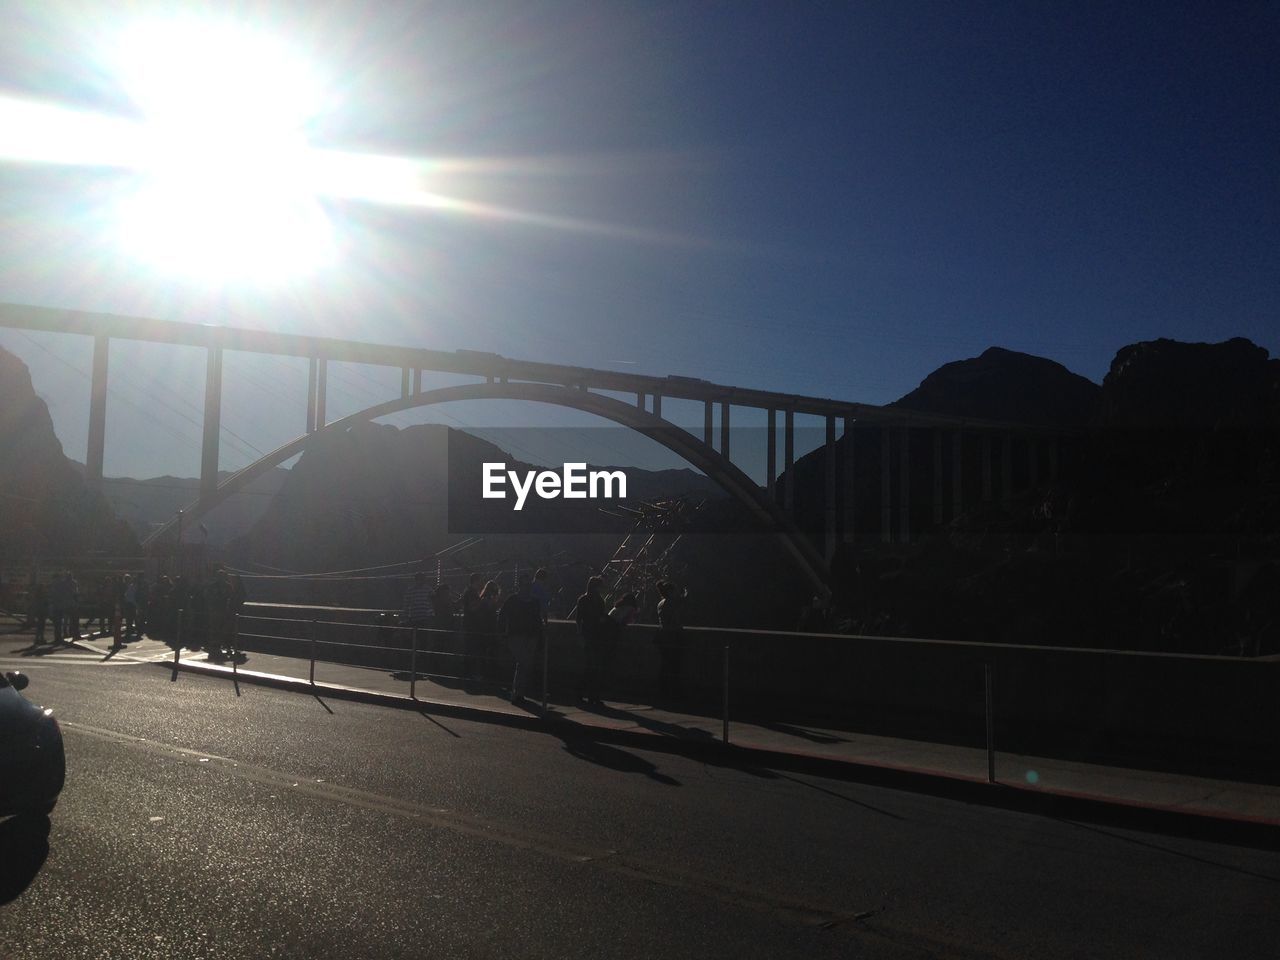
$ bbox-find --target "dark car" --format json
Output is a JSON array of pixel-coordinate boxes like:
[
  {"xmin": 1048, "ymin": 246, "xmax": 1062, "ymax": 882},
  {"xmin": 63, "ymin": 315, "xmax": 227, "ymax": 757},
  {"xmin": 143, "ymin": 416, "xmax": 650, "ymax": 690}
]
[{"xmin": 0, "ymin": 671, "xmax": 65, "ymax": 816}]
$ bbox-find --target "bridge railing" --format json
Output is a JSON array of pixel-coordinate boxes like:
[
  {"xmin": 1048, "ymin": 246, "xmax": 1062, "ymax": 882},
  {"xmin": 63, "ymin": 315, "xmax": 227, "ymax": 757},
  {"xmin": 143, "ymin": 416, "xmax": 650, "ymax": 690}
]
[{"xmin": 219, "ymin": 602, "xmax": 1276, "ymax": 783}]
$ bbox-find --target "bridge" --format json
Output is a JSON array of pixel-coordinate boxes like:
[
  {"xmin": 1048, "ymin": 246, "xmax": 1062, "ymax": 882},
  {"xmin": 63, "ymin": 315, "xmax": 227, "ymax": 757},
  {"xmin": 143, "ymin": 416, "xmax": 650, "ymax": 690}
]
[{"xmin": 1, "ymin": 301, "xmax": 1068, "ymax": 594}]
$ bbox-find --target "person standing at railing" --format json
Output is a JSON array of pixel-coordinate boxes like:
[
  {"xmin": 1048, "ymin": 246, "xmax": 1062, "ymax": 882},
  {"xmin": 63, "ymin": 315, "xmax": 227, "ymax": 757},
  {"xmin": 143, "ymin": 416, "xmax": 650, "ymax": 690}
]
[
  {"xmin": 576, "ymin": 577, "xmax": 608, "ymax": 705},
  {"xmin": 478, "ymin": 581, "xmax": 502, "ymax": 682},
  {"xmin": 122, "ymin": 574, "xmax": 138, "ymax": 638},
  {"xmin": 498, "ymin": 574, "xmax": 543, "ymax": 705},
  {"xmin": 655, "ymin": 581, "xmax": 688, "ymax": 704},
  {"xmin": 48, "ymin": 571, "xmax": 72, "ymax": 644},
  {"xmin": 401, "ymin": 572, "xmax": 434, "ymax": 633},
  {"xmin": 460, "ymin": 572, "xmax": 484, "ymax": 681},
  {"xmin": 205, "ymin": 569, "xmax": 234, "ymax": 660}
]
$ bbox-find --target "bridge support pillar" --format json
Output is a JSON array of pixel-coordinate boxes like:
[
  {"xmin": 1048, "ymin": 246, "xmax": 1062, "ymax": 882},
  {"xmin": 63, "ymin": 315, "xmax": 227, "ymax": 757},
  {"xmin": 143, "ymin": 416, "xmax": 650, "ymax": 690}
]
[
  {"xmin": 704, "ymin": 400, "xmax": 713, "ymax": 446},
  {"xmin": 401, "ymin": 368, "xmax": 410, "ymax": 400},
  {"xmin": 842, "ymin": 415, "xmax": 855, "ymax": 543},
  {"xmin": 784, "ymin": 410, "xmax": 795, "ymax": 513},
  {"xmin": 982, "ymin": 434, "xmax": 993, "ymax": 502},
  {"xmin": 415, "ymin": 369, "xmax": 423, "ymax": 395},
  {"xmin": 933, "ymin": 429, "xmax": 944, "ymax": 526},
  {"xmin": 636, "ymin": 391, "xmax": 645, "ymax": 409},
  {"xmin": 315, "ymin": 359, "xmax": 328, "ymax": 430},
  {"xmin": 824, "ymin": 416, "xmax": 836, "ymax": 560},
  {"xmin": 720, "ymin": 401, "xmax": 730, "ymax": 459},
  {"xmin": 652, "ymin": 394, "xmax": 661, "ymax": 419},
  {"xmin": 881, "ymin": 427, "xmax": 892, "ymax": 542},
  {"xmin": 952, "ymin": 430, "xmax": 964, "ymax": 519},
  {"xmin": 899, "ymin": 425, "xmax": 911, "ymax": 543},
  {"xmin": 307, "ymin": 359, "xmax": 318, "ymax": 433},
  {"xmin": 200, "ymin": 346, "xmax": 223, "ymax": 500},
  {"xmin": 1002, "ymin": 433, "xmax": 1013, "ymax": 502},
  {"xmin": 86, "ymin": 334, "xmax": 110, "ymax": 489},
  {"xmin": 766, "ymin": 408, "xmax": 777, "ymax": 498}
]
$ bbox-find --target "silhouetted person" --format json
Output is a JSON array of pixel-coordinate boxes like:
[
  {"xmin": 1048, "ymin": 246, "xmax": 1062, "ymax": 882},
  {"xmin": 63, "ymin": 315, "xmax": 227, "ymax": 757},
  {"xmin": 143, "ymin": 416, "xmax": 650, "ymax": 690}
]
[
  {"xmin": 498, "ymin": 574, "xmax": 543, "ymax": 704},
  {"xmin": 27, "ymin": 581, "xmax": 47, "ymax": 644},
  {"xmin": 531, "ymin": 568, "xmax": 551, "ymax": 626},
  {"xmin": 432, "ymin": 582, "xmax": 454, "ymax": 629},
  {"xmin": 48, "ymin": 572, "xmax": 72, "ymax": 644},
  {"xmin": 461, "ymin": 573, "xmax": 484, "ymax": 680},
  {"xmin": 798, "ymin": 595, "xmax": 828, "ymax": 633},
  {"xmin": 478, "ymin": 580, "xmax": 501, "ymax": 681},
  {"xmin": 655, "ymin": 580, "xmax": 688, "ymax": 703},
  {"xmin": 401, "ymin": 572, "xmax": 433, "ymax": 630},
  {"xmin": 153, "ymin": 575, "xmax": 173, "ymax": 640},
  {"xmin": 576, "ymin": 577, "xmax": 608, "ymax": 704},
  {"xmin": 66, "ymin": 572, "xmax": 81, "ymax": 640},
  {"xmin": 122, "ymin": 574, "xmax": 137, "ymax": 637},
  {"xmin": 206, "ymin": 569, "xmax": 234, "ymax": 659},
  {"xmin": 136, "ymin": 574, "xmax": 151, "ymax": 635}
]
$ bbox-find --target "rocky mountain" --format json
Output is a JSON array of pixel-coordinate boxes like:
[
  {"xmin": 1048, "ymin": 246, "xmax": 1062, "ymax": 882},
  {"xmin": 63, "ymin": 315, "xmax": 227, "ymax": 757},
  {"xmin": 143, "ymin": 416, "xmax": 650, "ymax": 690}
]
[
  {"xmin": 788, "ymin": 338, "xmax": 1280, "ymax": 654},
  {"xmin": 65, "ymin": 465, "xmax": 291, "ymax": 547},
  {"xmin": 891, "ymin": 346, "xmax": 1101, "ymax": 426},
  {"xmin": 0, "ymin": 346, "xmax": 138, "ymax": 569}
]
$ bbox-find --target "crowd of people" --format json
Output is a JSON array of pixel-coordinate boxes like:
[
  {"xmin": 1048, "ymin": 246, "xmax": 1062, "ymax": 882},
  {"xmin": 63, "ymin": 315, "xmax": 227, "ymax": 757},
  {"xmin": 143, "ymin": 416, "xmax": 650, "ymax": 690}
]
[
  {"xmin": 21, "ymin": 567, "xmax": 247, "ymax": 658},
  {"xmin": 402, "ymin": 567, "xmax": 687, "ymax": 707}
]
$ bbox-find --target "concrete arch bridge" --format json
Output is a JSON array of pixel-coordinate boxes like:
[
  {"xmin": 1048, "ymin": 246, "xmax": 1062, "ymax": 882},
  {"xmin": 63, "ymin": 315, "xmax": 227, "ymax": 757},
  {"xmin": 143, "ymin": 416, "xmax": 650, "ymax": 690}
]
[{"xmin": 1, "ymin": 302, "xmax": 1071, "ymax": 595}]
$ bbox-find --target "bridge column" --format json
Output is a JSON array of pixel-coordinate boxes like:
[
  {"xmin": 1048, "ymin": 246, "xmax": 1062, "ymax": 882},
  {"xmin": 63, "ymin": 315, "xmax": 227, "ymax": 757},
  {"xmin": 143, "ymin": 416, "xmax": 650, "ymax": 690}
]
[
  {"xmin": 200, "ymin": 346, "xmax": 223, "ymax": 500},
  {"xmin": 414, "ymin": 369, "xmax": 423, "ymax": 395},
  {"xmin": 306, "ymin": 359, "xmax": 318, "ymax": 433},
  {"xmin": 636, "ymin": 391, "xmax": 645, "ymax": 409},
  {"xmin": 1002, "ymin": 433, "xmax": 1013, "ymax": 502},
  {"xmin": 401, "ymin": 368, "xmax": 410, "ymax": 400},
  {"xmin": 316, "ymin": 359, "xmax": 328, "ymax": 429},
  {"xmin": 842, "ymin": 415, "xmax": 855, "ymax": 543},
  {"xmin": 766, "ymin": 408, "xmax": 777, "ymax": 498},
  {"xmin": 824, "ymin": 416, "xmax": 837, "ymax": 560},
  {"xmin": 720, "ymin": 401, "xmax": 730, "ymax": 459},
  {"xmin": 982, "ymin": 434, "xmax": 993, "ymax": 502},
  {"xmin": 899, "ymin": 425, "xmax": 911, "ymax": 543},
  {"xmin": 952, "ymin": 430, "xmax": 964, "ymax": 519},
  {"xmin": 652, "ymin": 394, "xmax": 661, "ymax": 419},
  {"xmin": 881, "ymin": 427, "xmax": 892, "ymax": 542},
  {"xmin": 704, "ymin": 400, "xmax": 713, "ymax": 446},
  {"xmin": 784, "ymin": 410, "xmax": 795, "ymax": 512},
  {"xmin": 933, "ymin": 429, "xmax": 944, "ymax": 526},
  {"xmin": 85, "ymin": 334, "xmax": 110, "ymax": 489}
]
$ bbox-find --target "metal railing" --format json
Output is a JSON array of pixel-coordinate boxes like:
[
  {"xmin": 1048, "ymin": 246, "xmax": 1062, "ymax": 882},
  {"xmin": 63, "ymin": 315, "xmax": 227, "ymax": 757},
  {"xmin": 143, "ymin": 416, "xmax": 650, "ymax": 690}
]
[{"xmin": 220, "ymin": 608, "xmax": 998, "ymax": 772}]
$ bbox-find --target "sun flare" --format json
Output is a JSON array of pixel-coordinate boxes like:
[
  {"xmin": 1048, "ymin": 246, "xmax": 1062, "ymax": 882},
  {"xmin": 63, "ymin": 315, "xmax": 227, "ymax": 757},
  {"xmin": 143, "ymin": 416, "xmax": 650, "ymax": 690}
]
[{"xmin": 110, "ymin": 19, "xmax": 335, "ymax": 281}]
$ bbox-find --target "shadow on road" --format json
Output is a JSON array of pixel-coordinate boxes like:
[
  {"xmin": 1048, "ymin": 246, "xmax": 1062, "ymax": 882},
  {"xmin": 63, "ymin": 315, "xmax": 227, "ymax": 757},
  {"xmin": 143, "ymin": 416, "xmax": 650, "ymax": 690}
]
[
  {"xmin": 554, "ymin": 730, "xmax": 682, "ymax": 786},
  {"xmin": 586, "ymin": 702, "xmax": 717, "ymax": 742},
  {"xmin": 0, "ymin": 813, "xmax": 50, "ymax": 904}
]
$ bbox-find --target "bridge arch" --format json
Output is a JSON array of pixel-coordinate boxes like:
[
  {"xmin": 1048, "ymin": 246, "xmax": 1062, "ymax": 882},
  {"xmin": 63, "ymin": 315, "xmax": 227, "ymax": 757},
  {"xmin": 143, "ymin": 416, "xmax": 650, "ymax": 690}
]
[{"xmin": 144, "ymin": 381, "xmax": 830, "ymax": 593}]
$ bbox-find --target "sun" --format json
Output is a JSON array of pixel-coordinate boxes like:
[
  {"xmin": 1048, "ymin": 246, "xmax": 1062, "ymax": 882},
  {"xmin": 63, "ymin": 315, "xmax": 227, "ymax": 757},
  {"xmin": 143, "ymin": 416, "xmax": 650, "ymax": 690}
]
[{"xmin": 111, "ymin": 19, "xmax": 335, "ymax": 282}]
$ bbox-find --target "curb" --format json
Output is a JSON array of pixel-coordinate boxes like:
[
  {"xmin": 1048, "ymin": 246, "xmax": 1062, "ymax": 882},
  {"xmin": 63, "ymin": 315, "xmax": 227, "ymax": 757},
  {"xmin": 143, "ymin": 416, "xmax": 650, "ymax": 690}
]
[{"xmin": 154, "ymin": 654, "xmax": 1280, "ymax": 847}]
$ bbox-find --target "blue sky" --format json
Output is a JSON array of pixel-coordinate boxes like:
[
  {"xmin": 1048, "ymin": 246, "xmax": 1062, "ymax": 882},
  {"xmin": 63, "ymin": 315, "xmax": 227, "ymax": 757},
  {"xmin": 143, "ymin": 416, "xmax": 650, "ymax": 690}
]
[{"xmin": 0, "ymin": 1, "xmax": 1275, "ymax": 479}]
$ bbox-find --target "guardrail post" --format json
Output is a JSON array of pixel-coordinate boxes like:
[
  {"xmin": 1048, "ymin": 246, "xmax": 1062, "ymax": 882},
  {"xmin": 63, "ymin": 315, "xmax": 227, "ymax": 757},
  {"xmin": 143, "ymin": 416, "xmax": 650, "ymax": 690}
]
[
  {"xmin": 985, "ymin": 661, "xmax": 996, "ymax": 784},
  {"xmin": 722, "ymin": 641, "xmax": 730, "ymax": 744},
  {"xmin": 174, "ymin": 608, "xmax": 183, "ymax": 665},
  {"xmin": 410, "ymin": 627, "xmax": 418, "ymax": 700},
  {"xmin": 541, "ymin": 633, "xmax": 549, "ymax": 710},
  {"xmin": 310, "ymin": 619, "xmax": 318, "ymax": 686}
]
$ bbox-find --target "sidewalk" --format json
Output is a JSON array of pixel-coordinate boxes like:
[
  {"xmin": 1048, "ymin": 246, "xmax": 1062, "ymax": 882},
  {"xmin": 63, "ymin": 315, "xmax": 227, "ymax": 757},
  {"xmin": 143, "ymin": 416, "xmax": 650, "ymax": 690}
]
[{"xmin": 83, "ymin": 635, "xmax": 1280, "ymax": 833}]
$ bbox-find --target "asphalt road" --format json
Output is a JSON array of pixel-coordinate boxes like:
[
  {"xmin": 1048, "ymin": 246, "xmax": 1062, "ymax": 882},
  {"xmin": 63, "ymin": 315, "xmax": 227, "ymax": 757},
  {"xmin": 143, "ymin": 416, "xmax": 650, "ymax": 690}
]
[{"xmin": 1, "ymin": 644, "xmax": 1277, "ymax": 959}]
